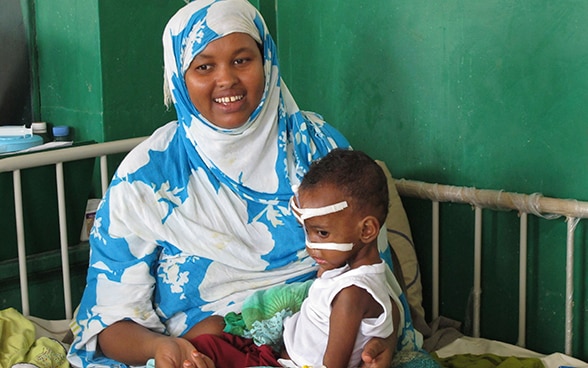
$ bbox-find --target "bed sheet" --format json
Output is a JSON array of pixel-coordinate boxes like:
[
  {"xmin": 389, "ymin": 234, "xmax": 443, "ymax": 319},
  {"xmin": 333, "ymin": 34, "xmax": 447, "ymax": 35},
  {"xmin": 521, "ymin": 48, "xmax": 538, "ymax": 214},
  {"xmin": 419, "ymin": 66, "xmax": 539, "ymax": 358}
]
[
  {"xmin": 18, "ymin": 315, "xmax": 588, "ymax": 368},
  {"xmin": 435, "ymin": 336, "xmax": 588, "ymax": 368},
  {"xmin": 27, "ymin": 315, "xmax": 73, "ymax": 345}
]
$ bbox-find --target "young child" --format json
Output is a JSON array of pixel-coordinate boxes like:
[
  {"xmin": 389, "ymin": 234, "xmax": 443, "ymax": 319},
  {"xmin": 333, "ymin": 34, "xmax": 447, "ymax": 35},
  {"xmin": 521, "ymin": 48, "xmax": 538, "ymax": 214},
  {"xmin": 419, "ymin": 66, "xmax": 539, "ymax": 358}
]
[{"xmin": 187, "ymin": 148, "xmax": 403, "ymax": 368}]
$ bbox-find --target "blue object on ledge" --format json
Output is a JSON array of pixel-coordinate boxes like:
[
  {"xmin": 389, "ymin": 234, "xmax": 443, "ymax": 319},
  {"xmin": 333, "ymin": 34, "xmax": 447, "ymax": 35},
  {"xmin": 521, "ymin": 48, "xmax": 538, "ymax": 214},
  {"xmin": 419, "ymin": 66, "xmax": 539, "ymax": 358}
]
[{"xmin": 0, "ymin": 134, "xmax": 43, "ymax": 153}]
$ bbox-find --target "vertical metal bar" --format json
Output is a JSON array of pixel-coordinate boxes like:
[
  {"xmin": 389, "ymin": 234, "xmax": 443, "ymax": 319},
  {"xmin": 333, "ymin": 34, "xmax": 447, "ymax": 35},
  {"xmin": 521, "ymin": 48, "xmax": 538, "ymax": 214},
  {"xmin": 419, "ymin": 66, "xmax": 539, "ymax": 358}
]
[
  {"xmin": 473, "ymin": 206, "xmax": 483, "ymax": 338},
  {"xmin": 100, "ymin": 155, "xmax": 108, "ymax": 196},
  {"xmin": 564, "ymin": 217, "xmax": 577, "ymax": 356},
  {"xmin": 432, "ymin": 201, "xmax": 440, "ymax": 320},
  {"xmin": 56, "ymin": 162, "xmax": 72, "ymax": 319},
  {"xmin": 517, "ymin": 212, "xmax": 528, "ymax": 347},
  {"xmin": 13, "ymin": 169, "xmax": 30, "ymax": 316}
]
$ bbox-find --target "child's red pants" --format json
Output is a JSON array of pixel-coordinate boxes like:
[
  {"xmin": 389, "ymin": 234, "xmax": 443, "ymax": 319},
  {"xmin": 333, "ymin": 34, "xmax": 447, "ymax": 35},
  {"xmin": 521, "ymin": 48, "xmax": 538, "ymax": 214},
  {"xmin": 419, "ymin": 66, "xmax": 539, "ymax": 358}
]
[{"xmin": 190, "ymin": 332, "xmax": 281, "ymax": 368}]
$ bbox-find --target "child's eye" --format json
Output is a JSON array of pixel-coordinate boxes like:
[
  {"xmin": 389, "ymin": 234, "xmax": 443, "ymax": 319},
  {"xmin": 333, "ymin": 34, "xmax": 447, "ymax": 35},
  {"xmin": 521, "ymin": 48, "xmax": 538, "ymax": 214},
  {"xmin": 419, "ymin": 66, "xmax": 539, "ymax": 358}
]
[
  {"xmin": 317, "ymin": 230, "xmax": 329, "ymax": 238},
  {"xmin": 234, "ymin": 58, "xmax": 249, "ymax": 65}
]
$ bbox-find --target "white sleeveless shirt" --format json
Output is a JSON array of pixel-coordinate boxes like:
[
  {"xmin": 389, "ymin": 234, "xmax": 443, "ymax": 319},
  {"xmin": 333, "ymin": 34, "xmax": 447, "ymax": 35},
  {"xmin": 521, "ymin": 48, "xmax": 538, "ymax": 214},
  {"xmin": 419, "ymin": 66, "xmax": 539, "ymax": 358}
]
[{"xmin": 282, "ymin": 261, "xmax": 398, "ymax": 368}]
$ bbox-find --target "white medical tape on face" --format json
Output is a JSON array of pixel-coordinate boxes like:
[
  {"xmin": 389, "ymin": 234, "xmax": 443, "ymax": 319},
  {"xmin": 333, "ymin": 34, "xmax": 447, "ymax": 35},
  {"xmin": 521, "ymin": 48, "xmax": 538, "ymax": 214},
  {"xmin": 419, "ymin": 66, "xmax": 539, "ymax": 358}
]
[
  {"xmin": 305, "ymin": 239, "xmax": 354, "ymax": 251},
  {"xmin": 289, "ymin": 196, "xmax": 355, "ymax": 251},
  {"xmin": 290, "ymin": 197, "xmax": 348, "ymax": 220}
]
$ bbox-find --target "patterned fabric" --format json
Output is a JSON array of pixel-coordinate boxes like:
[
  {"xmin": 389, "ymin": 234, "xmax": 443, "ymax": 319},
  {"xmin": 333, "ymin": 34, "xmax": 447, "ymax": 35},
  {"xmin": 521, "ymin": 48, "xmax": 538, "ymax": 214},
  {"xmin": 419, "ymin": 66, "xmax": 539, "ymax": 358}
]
[
  {"xmin": 393, "ymin": 351, "xmax": 442, "ymax": 368},
  {"xmin": 67, "ymin": 0, "xmax": 419, "ymax": 367}
]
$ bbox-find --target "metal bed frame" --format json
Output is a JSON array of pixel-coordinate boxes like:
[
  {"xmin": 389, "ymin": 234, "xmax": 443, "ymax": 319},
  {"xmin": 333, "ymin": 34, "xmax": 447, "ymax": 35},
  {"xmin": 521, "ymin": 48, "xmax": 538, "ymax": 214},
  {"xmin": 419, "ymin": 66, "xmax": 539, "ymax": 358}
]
[{"xmin": 2, "ymin": 137, "xmax": 587, "ymax": 356}]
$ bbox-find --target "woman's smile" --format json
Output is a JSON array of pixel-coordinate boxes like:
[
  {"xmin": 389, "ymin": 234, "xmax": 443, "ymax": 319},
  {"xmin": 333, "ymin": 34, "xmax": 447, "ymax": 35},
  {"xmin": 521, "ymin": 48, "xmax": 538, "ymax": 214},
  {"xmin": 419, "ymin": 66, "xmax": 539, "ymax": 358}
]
[
  {"xmin": 214, "ymin": 94, "xmax": 244, "ymax": 104},
  {"xmin": 213, "ymin": 93, "xmax": 246, "ymax": 113}
]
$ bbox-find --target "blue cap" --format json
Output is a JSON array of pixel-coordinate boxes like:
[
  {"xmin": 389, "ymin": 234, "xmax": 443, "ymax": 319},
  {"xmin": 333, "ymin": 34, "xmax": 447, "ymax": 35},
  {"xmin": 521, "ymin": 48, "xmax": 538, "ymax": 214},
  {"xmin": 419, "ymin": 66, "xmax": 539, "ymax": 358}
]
[{"xmin": 52, "ymin": 125, "xmax": 70, "ymax": 137}]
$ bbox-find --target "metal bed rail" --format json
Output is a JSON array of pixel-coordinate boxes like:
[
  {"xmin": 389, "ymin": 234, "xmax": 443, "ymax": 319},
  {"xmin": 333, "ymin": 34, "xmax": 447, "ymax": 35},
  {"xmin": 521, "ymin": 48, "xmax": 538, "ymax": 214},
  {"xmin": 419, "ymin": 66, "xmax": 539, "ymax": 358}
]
[
  {"xmin": 395, "ymin": 178, "xmax": 588, "ymax": 356},
  {"xmin": 0, "ymin": 137, "xmax": 147, "ymax": 319},
  {"xmin": 3, "ymin": 141, "xmax": 587, "ymax": 356}
]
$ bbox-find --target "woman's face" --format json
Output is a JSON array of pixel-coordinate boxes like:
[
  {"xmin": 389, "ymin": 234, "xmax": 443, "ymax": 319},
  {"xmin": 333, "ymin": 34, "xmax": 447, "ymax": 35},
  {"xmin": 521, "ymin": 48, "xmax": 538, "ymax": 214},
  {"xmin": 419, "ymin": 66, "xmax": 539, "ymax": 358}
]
[{"xmin": 185, "ymin": 32, "xmax": 264, "ymax": 129}]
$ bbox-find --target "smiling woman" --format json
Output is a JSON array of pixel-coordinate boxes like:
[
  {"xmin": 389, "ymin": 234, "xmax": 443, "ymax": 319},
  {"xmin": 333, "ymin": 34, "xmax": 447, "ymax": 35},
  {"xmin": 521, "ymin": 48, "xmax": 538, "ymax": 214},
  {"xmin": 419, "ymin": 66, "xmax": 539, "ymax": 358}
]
[
  {"xmin": 184, "ymin": 33, "xmax": 265, "ymax": 130},
  {"xmin": 66, "ymin": 1, "xmax": 419, "ymax": 367}
]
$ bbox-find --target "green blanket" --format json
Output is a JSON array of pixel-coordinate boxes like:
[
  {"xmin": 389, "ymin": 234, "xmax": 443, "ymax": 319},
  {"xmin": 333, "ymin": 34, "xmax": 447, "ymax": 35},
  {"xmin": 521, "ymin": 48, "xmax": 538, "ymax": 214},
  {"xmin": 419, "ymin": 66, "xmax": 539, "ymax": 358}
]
[
  {"xmin": 224, "ymin": 280, "xmax": 313, "ymax": 350},
  {"xmin": 0, "ymin": 307, "xmax": 69, "ymax": 368},
  {"xmin": 433, "ymin": 353, "xmax": 544, "ymax": 368}
]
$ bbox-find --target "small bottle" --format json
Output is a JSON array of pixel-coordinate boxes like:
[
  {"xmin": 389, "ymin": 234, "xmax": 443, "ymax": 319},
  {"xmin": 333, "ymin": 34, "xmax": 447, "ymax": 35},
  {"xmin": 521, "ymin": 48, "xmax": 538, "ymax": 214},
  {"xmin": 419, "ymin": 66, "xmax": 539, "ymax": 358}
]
[
  {"xmin": 31, "ymin": 122, "xmax": 51, "ymax": 143},
  {"xmin": 52, "ymin": 125, "xmax": 72, "ymax": 142}
]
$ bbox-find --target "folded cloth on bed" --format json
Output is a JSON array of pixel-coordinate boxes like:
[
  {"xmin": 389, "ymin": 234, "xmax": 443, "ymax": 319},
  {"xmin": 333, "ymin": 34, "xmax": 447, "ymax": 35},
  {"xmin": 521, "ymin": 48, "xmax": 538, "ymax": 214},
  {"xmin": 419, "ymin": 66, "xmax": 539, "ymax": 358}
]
[
  {"xmin": 224, "ymin": 280, "xmax": 313, "ymax": 350},
  {"xmin": 432, "ymin": 353, "xmax": 544, "ymax": 368},
  {"xmin": 0, "ymin": 308, "xmax": 69, "ymax": 368}
]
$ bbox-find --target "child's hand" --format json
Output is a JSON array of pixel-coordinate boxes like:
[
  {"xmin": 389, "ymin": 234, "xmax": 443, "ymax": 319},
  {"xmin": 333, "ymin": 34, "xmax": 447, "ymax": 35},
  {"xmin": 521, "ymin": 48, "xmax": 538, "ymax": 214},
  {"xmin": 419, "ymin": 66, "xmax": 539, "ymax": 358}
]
[
  {"xmin": 360, "ymin": 335, "xmax": 394, "ymax": 368},
  {"xmin": 182, "ymin": 351, "xmax": 215, "ymax": 368},
  {"xmin": 361, "ymin": 295, "xmax": 400, "ymax": 368},
  {"xmin": 153, "ymin": 336, "xmax": 215, "ymax": 368}
]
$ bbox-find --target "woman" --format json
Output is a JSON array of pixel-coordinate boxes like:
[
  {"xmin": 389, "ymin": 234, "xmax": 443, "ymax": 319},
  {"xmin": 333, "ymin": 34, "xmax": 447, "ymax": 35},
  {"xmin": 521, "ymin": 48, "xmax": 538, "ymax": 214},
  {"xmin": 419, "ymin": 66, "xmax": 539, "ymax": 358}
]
[{"xmin": 67, "ymin": 1, "xmax": 420, "ymax": 367}]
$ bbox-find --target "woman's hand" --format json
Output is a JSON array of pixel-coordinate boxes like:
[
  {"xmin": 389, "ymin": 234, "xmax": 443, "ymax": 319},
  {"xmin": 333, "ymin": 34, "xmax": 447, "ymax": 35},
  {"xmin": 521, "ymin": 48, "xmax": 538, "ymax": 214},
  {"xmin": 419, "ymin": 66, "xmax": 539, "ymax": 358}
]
[
  {"xmin": 98, "ymin": 320, "xmax": 215, "ymax": 368},
  {"xmin": 154, "ymin": 337, "xmax": 215, "ymax": 368}
]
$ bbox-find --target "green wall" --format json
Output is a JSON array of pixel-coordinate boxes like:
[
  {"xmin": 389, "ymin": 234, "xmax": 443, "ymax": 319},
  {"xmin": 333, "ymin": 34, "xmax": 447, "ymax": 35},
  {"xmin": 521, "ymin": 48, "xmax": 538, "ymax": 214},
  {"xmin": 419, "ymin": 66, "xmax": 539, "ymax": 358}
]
[
  {"xmin": 34, "ymin": 0, "xmax": 103, "ymax": 141},
  {"xmin": 277, "ymin": 1, "xmax": 588, "ymax": 199},
  {"xmin": 98, "ymin": 2, "xmax": 178, "ymax": 140},
  {"xmin": 275, "ymin": 0, "xmax": 587, "ymax": 360},
  {"xmin": 33, "ymin": 0, "xmax": 179, "ymax": 142}
]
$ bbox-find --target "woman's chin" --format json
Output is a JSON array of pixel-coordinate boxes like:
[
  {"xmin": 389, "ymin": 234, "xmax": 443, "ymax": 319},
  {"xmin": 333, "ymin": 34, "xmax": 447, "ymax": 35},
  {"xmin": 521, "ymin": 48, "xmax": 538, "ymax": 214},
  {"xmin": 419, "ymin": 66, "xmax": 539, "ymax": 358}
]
[{"xmin": 208, "ymin": 114, "xmax": 250, "ymax": 130}]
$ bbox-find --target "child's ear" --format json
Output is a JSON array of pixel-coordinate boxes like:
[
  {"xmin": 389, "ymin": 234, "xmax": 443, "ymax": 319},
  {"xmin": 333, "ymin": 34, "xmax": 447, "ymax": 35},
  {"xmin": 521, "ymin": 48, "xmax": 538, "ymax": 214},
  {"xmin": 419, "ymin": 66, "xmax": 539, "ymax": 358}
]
[{"xmin": 360, "ymin": 216, "xmax": 380, "ymax": 243}]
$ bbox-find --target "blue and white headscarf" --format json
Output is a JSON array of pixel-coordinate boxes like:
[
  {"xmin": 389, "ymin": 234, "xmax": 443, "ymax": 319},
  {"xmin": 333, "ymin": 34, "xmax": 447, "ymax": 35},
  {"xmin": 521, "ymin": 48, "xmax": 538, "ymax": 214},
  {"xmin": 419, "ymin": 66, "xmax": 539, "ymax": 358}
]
[
  {"xmin": 162, "ymin": 0, "xmax": 341, "ymax": 191},
  {"xmin": 68, "ymin": 0, "xmax": 352, "ymax": 367}
]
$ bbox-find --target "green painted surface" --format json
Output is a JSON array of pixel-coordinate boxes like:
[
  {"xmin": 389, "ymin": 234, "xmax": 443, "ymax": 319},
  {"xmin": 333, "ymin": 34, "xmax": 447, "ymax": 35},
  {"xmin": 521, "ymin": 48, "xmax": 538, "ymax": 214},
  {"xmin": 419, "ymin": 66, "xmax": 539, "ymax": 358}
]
[
  {"xmin": 33, "ymin": 0, "xmax": 104, "ymax": 142},
  {"xmin": 275, "ymin": 0, "xmax": 588, "ymax": 359},
  {"xmin": 0, "ymin": 244, "xmax": 90, "ymax": 320},
  {"xmin": 33, "ymin": 0, "xmax": 180, "ymax": 143},
  {"xmin": 277, "ymin": 1, "xmax": 588, "ymax": 199},
  {"xmin": 98, "ymin": 2, "xmax": 179, "ymax": 141}
]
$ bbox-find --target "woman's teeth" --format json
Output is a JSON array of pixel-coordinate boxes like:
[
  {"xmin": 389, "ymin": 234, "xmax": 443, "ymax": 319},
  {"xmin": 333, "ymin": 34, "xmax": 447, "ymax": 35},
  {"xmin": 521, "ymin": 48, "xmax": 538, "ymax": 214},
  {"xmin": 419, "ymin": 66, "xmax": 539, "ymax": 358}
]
[{"xmin": 215, "ymin": 95, "xmax": 244, "ymax": 104}]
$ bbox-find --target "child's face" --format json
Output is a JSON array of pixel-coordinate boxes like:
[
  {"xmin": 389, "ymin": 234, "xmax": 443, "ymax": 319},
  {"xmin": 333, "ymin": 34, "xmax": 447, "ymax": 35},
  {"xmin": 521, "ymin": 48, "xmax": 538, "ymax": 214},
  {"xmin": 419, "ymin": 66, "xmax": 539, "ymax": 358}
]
[
  {"xmin": 184, "ymin": 32, "xmax": 265, "ymax": 129},
  {"xmin": 295, "ymin": 183, "xmax": 364, "ymax": 273}
]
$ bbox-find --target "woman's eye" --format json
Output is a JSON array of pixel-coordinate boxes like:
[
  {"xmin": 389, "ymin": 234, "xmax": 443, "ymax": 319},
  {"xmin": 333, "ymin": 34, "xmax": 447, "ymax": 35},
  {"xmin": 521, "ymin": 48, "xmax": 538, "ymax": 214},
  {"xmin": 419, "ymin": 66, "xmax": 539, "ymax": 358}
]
[
  {"xmin": 234, "ymin": 58, "xmax": 249, "ymax": 65},
  {"xmin": 196, "ymin": 64, "xmax": 211, "ymax": 71}
]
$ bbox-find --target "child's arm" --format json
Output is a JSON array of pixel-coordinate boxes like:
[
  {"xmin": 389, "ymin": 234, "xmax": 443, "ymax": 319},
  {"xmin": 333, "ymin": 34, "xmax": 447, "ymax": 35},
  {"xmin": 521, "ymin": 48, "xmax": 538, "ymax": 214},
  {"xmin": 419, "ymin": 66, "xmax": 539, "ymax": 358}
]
[
  {"xmin": 322, "ymin": 285, "xmax": 384, "ymax": 368},
  {"xmin": 360, "ymin": 300, "xmax": 400, "ymax": 368}
]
